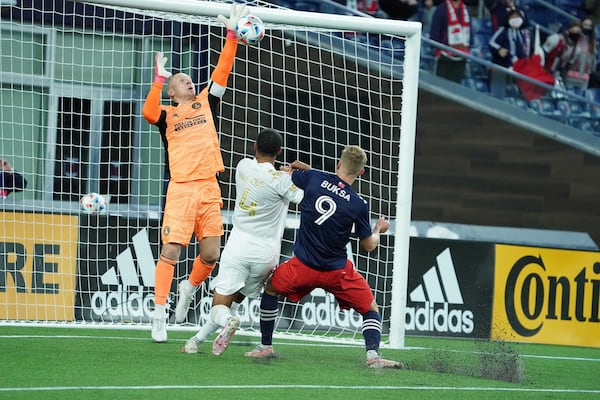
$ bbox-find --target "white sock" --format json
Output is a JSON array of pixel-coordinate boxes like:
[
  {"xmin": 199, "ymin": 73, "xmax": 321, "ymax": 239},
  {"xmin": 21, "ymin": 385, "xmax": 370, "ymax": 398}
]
[
  {"xmin": 153, "ymin": 303, "xmax": 167, "ymax": 319},
  {"xmin": 366, "ymin": 350, "xmax": 379, "ymax": 359},
  {"xmin": 181, "ymin": 279, "xmax": 196, "ymax": 291},
  {"xmin": 193, "ymin": 319, "xmax": 220, "ymax": 343},
  {"xmin": 211, "ymin": 304, "xmax": 232, "ymax": 327},
  {"xmin": 230, "ymin": 301, "xmax": 240, "ymax": 316}
]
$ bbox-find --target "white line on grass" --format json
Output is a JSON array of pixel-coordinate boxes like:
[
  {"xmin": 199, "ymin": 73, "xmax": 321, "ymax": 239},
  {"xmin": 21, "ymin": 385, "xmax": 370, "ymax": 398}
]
[
  {"xmin": 0, "ymin": 385, "xmax": 599, "ymax": 394},
  {"xmin": 2, "ymin": 333, "xmax": 600, "ymax": 363}
]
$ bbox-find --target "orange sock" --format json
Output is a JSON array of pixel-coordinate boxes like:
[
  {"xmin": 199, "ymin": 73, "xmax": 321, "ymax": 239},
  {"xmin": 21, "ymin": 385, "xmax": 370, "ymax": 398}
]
[
  {"xmin": 189, "ymin": 256, "xmax": 215, "ymax": 286},
  {"xmin": 154, "ymin": 255, "xmax": 176, "ymax": 305}
]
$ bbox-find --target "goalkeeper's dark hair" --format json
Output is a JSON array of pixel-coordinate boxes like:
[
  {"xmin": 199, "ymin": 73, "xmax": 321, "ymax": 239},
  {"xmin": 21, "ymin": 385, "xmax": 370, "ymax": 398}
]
[{"xmin": 256, "ymin": 129, "xmax": 283, "ymax": 157}]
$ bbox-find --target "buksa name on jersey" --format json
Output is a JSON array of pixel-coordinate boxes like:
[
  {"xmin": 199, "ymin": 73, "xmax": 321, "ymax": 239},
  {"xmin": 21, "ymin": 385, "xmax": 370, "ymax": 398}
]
[{"xmin": 320, "ymin": 180, "xmax": 350, "ymax": 201}]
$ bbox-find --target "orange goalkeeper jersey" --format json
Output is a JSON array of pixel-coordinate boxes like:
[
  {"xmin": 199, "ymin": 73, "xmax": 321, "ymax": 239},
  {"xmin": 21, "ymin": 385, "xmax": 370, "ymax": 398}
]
[
  {"xmin": 143, "ymin": 37, "xmax": 238, "ymax": 182},
  {"xmin": 150, "ymin": 85, "xmax": 224, "ymax": 182}
]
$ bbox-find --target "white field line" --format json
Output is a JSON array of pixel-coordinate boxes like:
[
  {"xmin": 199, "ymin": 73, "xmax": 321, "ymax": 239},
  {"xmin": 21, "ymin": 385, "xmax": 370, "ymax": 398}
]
[
  {"xmin": 2, "ymin": 333, "xmax": 600, "ymax": 363},
  {"xmin": 1, "ymin": 333, "xmax": 599, "ymax": 394},
  {"xmin": 0, "ymin": 385, "xmax": 599, "ymax": 394}
]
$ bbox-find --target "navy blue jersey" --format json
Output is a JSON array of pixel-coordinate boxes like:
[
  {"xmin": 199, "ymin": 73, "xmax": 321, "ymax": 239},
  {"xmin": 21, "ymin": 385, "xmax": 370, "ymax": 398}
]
[{"xmin": 291, "ymin": 169, "xmax": 372, "ymax": 271}]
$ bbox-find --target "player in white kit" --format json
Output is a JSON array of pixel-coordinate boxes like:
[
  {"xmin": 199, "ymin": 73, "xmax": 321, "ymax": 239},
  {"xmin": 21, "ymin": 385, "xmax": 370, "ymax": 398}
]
[{"xmin": 180, "ymin": 128, "xmax": 303, "ymax": 355}]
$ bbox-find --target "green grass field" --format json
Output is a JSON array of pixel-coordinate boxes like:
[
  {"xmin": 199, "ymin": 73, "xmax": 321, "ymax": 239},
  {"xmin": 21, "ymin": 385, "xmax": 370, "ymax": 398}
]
[{"xmin": 1, "ymin": 325, "xmax": 599, "ymax": 400}]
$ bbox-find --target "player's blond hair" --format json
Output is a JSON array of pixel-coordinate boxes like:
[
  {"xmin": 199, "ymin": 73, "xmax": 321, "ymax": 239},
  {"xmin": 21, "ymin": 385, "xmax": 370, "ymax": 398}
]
[{"xmin": 340, "ymin": 145, "xmax": 367, "ymax": 176}]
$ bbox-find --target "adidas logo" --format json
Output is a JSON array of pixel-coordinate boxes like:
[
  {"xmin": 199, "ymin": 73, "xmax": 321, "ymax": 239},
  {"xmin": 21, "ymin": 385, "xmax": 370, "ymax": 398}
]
[
  {"xmin": 405, "ymin": 248, "xmax": 474, "ymax": 334},
  {"xmin": 90, "ymin": 228, "xmax": 156, "ymax": 319}
]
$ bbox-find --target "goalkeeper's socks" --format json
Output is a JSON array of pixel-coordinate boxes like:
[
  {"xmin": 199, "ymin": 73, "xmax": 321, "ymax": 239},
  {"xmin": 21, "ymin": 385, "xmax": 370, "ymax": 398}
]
[
  {"xmin": 361, "ymin": 310, "xmax": 382, "ymax": 352},
  {"xmin": 189, "ymin": 256, "xmax": 215, "ymax": 286},
  {"xmin": 259, "ymin": 292, "xmax": 279, "ymax": 346}
]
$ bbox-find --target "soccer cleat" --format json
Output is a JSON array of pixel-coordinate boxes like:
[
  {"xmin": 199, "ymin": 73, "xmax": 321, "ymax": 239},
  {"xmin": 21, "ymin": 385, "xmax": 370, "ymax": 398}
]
[
  {"xmin": 181, "ymin": 337, "xmax": 200, "ymax": 354},
  {"xmin": 174, "ymin": 280, "xmax": 195, "ymax": 323},
  {"xmin": 151, "ymin": 316, "xmax": 168, "ymax": 343},
  {"xmin": 244, "ymin": 344, "xmax": 275, "ymax": 358},
  {"xmin": 365, "ymin": 356, "xmax": 404, "ymax": 369},
  {"xmin": 212, "ymin": 316, "xmax": 240, "ymax": 356}
]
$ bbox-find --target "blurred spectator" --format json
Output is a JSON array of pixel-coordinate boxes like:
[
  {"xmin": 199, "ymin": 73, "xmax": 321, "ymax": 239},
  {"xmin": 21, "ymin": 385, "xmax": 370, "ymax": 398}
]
[
  {"xmin": 419, "ymin": 0, "xmax": 437, "ymax": 34},
  {"xmin": 485, "ymin": 0, "xmax": 525, "ymax": 32},
  {"xmin": 582, "ymin": 0, "xmax": 600, "ymax": 25},
  {"xmin": 338, "ymin": 0, "xmax": 380, "ymax": 16},
  {"xmin": 379, "ymin": 0, "xmax": 419, "ymax": 20},
  {"xmin": 488, "ymin": 9, "xmax": 532, "ymax": 97},
  {"xmin": 430, "ymin": 0, "xmax": 471, "ymax": 83},
  {"xmin": 581, "ymin": 15, "xmax": 597, "ymax": 60},
  {"xmin": 543, "ymin": 20, "xmax": 594, "ymax": 93},
  {"xmin": 0, "ymin": 158, "xmax": 27, "ymax": 199}
]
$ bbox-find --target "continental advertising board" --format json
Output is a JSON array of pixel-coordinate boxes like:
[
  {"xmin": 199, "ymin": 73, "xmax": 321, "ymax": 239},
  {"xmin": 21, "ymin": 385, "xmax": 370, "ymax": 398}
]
[{"xmin": 492, "ymin": 244, "xmax": 600, "ymax": 348}]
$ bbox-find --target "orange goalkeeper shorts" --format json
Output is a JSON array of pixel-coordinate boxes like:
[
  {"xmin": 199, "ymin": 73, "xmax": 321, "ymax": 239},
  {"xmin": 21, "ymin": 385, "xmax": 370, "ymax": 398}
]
[{"xmin": 161, "ymin": 178, "xmax": 224, "ymax": 246}]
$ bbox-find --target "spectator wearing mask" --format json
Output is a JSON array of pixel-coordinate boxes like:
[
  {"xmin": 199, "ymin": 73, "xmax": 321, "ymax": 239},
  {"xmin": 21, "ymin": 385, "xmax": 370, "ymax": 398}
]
[
  {"xmin": 544, "ymin": 20, "xmax": 593, "ymax": 93},
  {"xmin": 485, "ymin": 0, "xmax": 525, "ymax": 32},
  {"xmin": 488, "ymin": 9, "xmax": 531, "ymax": 97}
]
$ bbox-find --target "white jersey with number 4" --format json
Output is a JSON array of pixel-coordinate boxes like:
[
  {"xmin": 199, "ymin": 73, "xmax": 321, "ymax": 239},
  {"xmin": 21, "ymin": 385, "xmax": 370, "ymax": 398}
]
[{"xmin": 211, "ymin": 158, "xmax": 303, "ymax": 297}]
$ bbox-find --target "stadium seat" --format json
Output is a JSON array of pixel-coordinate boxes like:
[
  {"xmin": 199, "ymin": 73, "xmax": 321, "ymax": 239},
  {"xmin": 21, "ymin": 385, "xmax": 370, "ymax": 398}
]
[
  {"xmin": 586, "ymin": 88, "xmax": 600, "ymax": 104},
  {"xmin": 470, "ymin": 18, "xmax": 493, "ymax": 36},
  {"xmin": 556, "ymin": 100, "xmax": 589, "ymax": 119},
  {"xmin": 505, "ymin": 83, "xmax": 521, "ymax": 98},
  {"xmin": 462, "ymin": 78, "xmax": 489, "ymax": 93},
  {"xmin": 554, "ymin": 0, "xmax": 584, "ymax": 18},
  {"xmin": 529, "ymin": 98, "xmax": 559, "ymax": 118},
  {"xmin": 568, "ymin": 118, "xmax": 595, "ymax": 132},
  {"xmin": 472, "ymin": 33, "xmax": 491, "ymax": 51},
  {"xmin": 506, "ymin": 96, "xmax": 529, "ymax": 110}
]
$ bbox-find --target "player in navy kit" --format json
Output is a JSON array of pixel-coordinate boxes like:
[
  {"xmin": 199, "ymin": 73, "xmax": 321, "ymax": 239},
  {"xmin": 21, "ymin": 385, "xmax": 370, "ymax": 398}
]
[{"xmin": 245, "ymin": 145, "xmax": 403, "ymax": 369}]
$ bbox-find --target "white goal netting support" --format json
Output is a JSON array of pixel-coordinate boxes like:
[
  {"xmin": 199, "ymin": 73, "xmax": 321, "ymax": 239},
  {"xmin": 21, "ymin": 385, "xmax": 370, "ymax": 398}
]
[{"xmin": 0, "ymin": 0, "xmax": 419, "ymax": 349}]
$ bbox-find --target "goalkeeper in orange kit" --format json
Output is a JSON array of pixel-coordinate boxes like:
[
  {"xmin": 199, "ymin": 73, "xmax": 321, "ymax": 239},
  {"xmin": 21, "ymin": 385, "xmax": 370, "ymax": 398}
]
[{"xmin": 142, "ymin": 3, "xmax": 248, "ymax": 343}]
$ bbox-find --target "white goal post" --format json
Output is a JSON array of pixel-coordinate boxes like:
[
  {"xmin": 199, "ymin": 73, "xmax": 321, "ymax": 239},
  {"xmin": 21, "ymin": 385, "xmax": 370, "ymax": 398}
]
[{"xmin": 0, "ymin": 0, "xmax": 420, "ymax": 349}]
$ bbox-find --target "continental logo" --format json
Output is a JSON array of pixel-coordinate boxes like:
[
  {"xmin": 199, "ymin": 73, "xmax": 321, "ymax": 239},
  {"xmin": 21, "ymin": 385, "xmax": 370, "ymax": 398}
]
[
  {"xmin": 493, "ymin": 245, "xmax": 600, "ymax": 348},
  {"xmin": 406, "ymin": 248, "xmax": 474, "ymax": 334},
  {"xmin": 174, "ymin": 115, "xmax": 206, "ymax": 131}
]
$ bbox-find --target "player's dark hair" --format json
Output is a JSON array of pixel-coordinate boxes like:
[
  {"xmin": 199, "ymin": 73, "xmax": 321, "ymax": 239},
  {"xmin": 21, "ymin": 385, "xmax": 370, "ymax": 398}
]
[{"xmin": 256, "ymin": 129, "xmax": 283, "ymax": 157}]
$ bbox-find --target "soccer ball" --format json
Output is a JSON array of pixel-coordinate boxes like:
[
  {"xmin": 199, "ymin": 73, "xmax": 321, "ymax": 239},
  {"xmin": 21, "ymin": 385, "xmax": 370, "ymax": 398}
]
[
  {"xmin": 235, "ymin": 15, "xmax": 265, "ymax": 46},
  {"xmin": 80, "ymin": 192, "xmax": 107, "ymax": 215}
]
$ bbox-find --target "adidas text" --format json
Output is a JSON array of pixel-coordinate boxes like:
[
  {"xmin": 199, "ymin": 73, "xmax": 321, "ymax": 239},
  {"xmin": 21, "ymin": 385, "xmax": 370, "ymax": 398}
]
[{"xmin": 405, "ymin": 302, "xmax": 474, "ymax": 334}]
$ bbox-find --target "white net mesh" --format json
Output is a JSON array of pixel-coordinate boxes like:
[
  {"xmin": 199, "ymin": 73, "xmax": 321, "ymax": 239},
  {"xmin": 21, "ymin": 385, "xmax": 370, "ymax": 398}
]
[{"xmin": 0, "ymin": 0, "xmax": 418, "ymax": 346}]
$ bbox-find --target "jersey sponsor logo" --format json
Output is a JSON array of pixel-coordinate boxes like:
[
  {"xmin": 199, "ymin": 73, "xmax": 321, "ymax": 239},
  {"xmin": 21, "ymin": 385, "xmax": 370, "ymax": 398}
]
[
  {"xmin": 90, "ymin": 228, "xmax": 156, "ymax": 319},
  {"xmin": 320, "ymin": 179, "xmax": 350, "ymax": 201},
  {"xmin": 174, "ymin": 115, "xmax": 207, "ymax": 131},
  {"xmin": 406, "ymin": 248, "xmax": 474, "ymax": 334}
]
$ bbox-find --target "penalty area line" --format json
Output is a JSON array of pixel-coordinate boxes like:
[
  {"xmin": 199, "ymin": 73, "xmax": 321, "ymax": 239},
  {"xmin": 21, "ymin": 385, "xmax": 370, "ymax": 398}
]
[{"xmin": 0, "ymin": 385, "xmax": 599, "ymax": 394}]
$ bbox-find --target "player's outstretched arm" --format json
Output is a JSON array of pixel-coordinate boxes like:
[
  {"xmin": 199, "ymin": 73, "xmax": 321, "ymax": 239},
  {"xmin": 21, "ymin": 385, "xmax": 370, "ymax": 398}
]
[
  {"xmin": 210, "ymin": 4, "xmax": 249, "ymax": 92},
  {"xmin": 360, "ymin": 217, "xmax": 390, "ymax": 252},
  {"xmin": 142, "ymin": 52, "xmax": 171, "ymax": 124}
]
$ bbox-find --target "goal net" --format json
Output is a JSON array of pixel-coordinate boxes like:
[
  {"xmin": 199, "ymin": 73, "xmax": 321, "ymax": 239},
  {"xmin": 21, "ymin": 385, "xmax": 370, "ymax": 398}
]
[{"xmin": 0, "ymin": 0, "xmax": 420, "ymax": 349}]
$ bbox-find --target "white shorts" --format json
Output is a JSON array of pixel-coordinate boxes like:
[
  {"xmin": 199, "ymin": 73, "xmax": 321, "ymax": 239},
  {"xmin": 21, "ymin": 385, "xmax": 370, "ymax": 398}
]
[{"xmin": 210, "ymin": 232, "xmax": 280, "ymax": 298}]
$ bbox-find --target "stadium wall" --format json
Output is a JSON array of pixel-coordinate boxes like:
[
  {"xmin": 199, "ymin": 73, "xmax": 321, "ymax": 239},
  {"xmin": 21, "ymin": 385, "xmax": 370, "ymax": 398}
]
[{"xmin": 414, "ymin": 90, "xmax": 600, "ymax": 247}]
